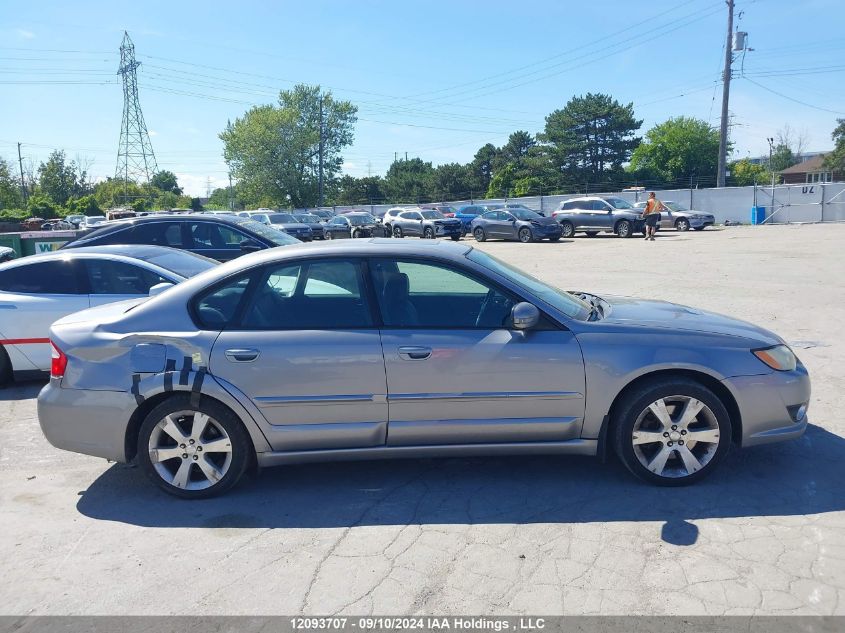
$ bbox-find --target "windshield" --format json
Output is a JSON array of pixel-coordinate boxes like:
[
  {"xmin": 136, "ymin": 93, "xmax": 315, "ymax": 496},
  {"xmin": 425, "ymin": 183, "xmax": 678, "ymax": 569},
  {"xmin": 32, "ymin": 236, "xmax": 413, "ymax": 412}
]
[
  {"xmin": 267, "ymin": 213, "xmax": 297, "ymax": 223},
  {"xmin": 603, "ymin": 197, "xmax": 634, "ymax": 209},
  {"xmin": 347, "ymin": 214, "xmax": 375, "ymax": 226},
  {"xmin": 511, "ymin": 209, "xmax": 542, "ymax": 220},
  {"xmin": 142, "ymin": 250, "xmax": 218, "ymax": 278},
  {"xmin": 86, "ymin": 217, "xmax": 106, "ymax": 225},
  {"xmin": 665, "ymin": 201, "xmax": 686, "ymax": 212},
  {"xmin": 466, "ymin": 249, "xmax": 591, "ymax": 320},
  {"xmin": 295, "ymin": 214, "xmax": 320, "ymax": 222},
  {"xmin": 421, "ymin": 210, "xmax": 444, "ymax": 220},
  {"xmin": 234, "ymin": 218, "xmax": 300, "ymax": 245}
]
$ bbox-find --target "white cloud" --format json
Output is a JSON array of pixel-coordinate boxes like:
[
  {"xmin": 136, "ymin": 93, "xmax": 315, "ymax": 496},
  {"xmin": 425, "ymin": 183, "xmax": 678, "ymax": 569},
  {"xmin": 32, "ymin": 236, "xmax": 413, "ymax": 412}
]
[
  {"xmin": 147, "ymin": 130, "xmax": 159, "ymax": 137},
  {"xmin": 16, "ymin": 29, "xmax": 35, "ymax": 39}
]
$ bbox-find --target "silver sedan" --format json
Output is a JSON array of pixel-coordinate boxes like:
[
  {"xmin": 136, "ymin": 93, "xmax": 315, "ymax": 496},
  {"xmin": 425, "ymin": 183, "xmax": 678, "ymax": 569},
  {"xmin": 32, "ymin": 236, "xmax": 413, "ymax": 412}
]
[
  {"xmin": 633, "ymin": 201, "xmax": 716, "ymax": 231},
  {"xmin": 38, "ymin": 240, "xmax": 810, "ymax": 498}
]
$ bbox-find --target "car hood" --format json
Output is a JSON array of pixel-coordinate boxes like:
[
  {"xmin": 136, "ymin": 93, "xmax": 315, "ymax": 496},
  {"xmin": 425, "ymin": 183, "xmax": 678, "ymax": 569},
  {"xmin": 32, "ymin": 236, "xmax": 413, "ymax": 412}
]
[
  {"xmin": 526, "ymin": 216, "xmax": 559, "ymax": 227},
  {"xmin": 598, "ymin": 295, "xmax": 782, "ymax": 345},
  {"xmin": 433, "ymin": 218, "xmax": 461, "ymax": 224}
]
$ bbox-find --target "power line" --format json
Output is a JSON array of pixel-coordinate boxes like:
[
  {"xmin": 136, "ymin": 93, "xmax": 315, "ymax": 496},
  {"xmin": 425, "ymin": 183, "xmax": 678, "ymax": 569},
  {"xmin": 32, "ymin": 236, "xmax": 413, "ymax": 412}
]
[{"xmin": 743, "ymin": 76, "xmax": 845, "ymax": 115}]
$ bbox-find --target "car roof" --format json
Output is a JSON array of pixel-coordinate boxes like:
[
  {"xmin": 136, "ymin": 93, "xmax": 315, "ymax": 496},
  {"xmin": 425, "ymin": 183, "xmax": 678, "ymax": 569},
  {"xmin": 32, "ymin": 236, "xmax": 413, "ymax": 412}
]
[{"xmin": 0, "ymin": 247, "xmax": 182, "ymax": 271}]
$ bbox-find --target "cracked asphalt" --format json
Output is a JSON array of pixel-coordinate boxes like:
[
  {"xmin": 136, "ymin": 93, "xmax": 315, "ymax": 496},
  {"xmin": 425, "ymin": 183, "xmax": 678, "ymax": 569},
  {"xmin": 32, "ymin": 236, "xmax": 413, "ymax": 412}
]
[{"xmin": 1, "ymin": 223, "xmax": 843, "ymax": 615}]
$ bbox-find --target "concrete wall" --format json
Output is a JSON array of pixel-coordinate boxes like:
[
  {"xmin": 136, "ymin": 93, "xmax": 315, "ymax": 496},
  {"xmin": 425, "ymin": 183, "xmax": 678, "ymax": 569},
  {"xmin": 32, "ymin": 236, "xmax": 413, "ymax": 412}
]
[{"xmin": 299, "ymin": 182, "xmax": 845, "ymax": 224}]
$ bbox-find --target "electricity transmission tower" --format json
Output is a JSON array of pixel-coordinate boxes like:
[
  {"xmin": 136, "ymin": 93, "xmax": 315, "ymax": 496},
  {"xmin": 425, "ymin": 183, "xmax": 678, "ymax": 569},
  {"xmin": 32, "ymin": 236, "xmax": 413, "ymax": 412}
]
[{"xmin": 115, "ymin": 31, "xmax": 158, "ymax": 199}]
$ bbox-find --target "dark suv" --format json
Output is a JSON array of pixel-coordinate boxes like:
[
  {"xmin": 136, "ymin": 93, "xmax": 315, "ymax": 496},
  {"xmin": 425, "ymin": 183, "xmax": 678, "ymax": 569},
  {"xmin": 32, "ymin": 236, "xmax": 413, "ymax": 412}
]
[{"xmin": 62, "ymin": 214, "xmax": 299, "ymax": 261}]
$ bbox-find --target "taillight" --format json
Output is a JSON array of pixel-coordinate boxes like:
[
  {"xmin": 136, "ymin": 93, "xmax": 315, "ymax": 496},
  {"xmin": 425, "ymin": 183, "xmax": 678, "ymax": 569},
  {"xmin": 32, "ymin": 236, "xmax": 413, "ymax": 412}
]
[{"xmin": 50, "ymin": 341, "xmax": 68, "ymax": 378}]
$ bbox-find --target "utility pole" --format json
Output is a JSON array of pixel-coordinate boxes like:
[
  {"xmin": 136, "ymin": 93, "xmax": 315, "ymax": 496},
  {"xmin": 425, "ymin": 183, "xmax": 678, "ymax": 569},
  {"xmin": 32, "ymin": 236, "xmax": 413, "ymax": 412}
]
[
  {"xmin": 767, "ymin": 136, "xmax": 775, "ymax": 210},
  {"xmin": 17, "ymin": 142, "xmax": 28, "ymax": 204},
  {"xmin": 318, "ymin": 93, "xmax": 325, "ymax": 207},
  {"xmin": 717, "ymin": 0, "xmax": 735, "ymax": 188},
  {"xmin": 205, "ymin": 177, "xmax": 212, "ymax": 199},
  {"xmin": 228, "ymin": 172, "xmax": 234, "ymax": 211}
]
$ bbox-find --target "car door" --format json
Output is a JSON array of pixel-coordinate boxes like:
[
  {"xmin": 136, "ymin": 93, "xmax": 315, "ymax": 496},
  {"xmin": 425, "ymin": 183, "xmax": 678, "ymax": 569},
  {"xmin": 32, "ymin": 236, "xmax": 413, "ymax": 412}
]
[
  {"xmin": 83, "ymin": 258, "xmax": 174, "ymax": 307},
  {"xmin": 207, "ymin": 258, "xmax": 388, "ymax": 451},
  {"xmin": 370, "ymin": 257, "xmax": 586, "ymax": 446},
  {"xmin": 403, "ymin": 211, "xmax": 424, "ymax": 236},
  {"xmin": 661, "ymin": 207, "xmax": 674, "ymax": 229},
  {"xmin": 0, "ymin": 259, "xmax": 88, "ymax": 371},
  {"xmin": 331, "ymin": 216, "xmax": 350, "ymax": 238},
  {"xmin": 586, "ymin": 200, "xmax": 612, "ymax": 229},
  {"xmin": 499, "ymin": 211, "xmax": 519, "ymax": 239}
]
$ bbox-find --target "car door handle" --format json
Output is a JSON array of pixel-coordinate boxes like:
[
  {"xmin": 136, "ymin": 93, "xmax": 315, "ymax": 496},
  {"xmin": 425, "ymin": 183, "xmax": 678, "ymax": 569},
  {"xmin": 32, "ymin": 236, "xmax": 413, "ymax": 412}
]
[
  {"xmin": 397, "ymin": 346, "xmax": 432, "ymax": 361},
  {"xmin": 224, "ymin": 348, "xmax": 260, "ymax": 362}
]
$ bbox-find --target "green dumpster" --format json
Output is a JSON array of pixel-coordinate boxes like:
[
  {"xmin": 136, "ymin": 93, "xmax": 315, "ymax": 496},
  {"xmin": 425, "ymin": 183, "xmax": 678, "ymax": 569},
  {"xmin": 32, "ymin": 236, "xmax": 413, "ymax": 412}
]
[
  {"xmin": 0, "ymin": 233, "xmax": 23, "ymax": 257},
  {"xmin": 19, "ymin": 230, "xmax": 79, "ymax": 256}
]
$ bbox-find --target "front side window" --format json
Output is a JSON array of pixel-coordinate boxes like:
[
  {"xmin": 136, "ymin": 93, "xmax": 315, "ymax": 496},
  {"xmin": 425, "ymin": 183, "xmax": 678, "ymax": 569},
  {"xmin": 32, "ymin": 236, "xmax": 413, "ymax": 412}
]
[
  {"xmin": 85, "ymin": 260, "xmax": 168, "ymax": 295},
  {"xmin": 348, "ymin": 215, "xmax": 376, "ymax": 226},
  {"xmin": 603, "ymin": 197, "xmax": 633, "ymax": 209},
  {"xmin": 241, "ymin": 259, "xmax": 372, "ymax": 329},
  {"xmin": 189, "ymin": 222, "xmax": 251, "ymax": 250},
  {"xmin": 370, "ymin": 258, "xmax": 516, "ymax": 329},
  {"xmin": 0, "ymin": 260, "xmax": 82, "ymax": 294}
]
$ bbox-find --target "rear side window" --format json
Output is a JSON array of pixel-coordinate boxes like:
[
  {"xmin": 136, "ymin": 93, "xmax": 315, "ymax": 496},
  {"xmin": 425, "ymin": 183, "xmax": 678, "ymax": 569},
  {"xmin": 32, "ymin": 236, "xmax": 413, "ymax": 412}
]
[
  {"xmin": 241, "ymin": 259, "xmax": 372, "ymax": 329},
  {"xmin": 124, "ymin": 222, "xmax": 183, "ymax": 247},
  {"xmin": 84, "ymin": 260, "xmax": 169, "ymax": 295},
  {"xmin": 0, "ymin": 260, "xmax": 82, "ymax": 294},
  {"xmin": 194, "ymin": 274, "xmax": 252, "ymax": 329}
]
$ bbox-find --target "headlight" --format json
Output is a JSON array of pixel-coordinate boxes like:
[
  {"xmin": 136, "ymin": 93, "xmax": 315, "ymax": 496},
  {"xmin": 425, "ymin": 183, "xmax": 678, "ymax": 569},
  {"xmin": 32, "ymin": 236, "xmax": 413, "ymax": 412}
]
[{"xmin": 753, "ymin": 345, "xmax": 797, "ymax": 371}]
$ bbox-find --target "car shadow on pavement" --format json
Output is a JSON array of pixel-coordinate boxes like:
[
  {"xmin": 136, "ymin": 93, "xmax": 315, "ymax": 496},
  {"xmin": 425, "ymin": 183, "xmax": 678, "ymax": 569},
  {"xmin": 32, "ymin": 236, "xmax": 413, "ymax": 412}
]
[
  {"xmin": 0, "ymin": 380, "xmax": 46, "ymax": 401},
  {"xmin": 76, "ymin": 423, "xmax": 843, "ymax": 544}
]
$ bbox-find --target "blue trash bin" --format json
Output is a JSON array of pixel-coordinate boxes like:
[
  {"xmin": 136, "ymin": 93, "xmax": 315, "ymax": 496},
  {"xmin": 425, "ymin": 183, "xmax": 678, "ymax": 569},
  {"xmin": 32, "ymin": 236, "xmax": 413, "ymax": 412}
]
[{"xmin": 751, "ymin": 206, "xmax": 766, "ymax": 225}]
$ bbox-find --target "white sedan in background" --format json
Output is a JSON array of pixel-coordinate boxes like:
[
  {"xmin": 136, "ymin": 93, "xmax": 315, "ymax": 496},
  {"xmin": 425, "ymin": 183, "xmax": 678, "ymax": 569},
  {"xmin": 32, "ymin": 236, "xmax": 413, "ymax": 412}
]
[{"xmin": 0, "ymin": 245, "xmax": 217, "ymax": 382}]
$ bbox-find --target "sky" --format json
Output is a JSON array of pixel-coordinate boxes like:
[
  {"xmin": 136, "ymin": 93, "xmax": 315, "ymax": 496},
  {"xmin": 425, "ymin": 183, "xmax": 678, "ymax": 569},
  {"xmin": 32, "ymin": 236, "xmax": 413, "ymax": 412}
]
[{"xmin": 2, "ymin": 0, "xmax": 844, "ymax": 196}]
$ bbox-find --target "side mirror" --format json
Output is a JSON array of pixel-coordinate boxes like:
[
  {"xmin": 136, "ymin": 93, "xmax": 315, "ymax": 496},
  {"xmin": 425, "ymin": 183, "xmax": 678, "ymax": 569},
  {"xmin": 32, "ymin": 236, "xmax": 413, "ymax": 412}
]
[
  {"xmin": 240, "ymin": 238, "xmax": 262, "ymax": 252},
  {"xmin": 511, "ymin": 302, "xmax": 540, "ymax": 330},
  {"xmin": 149, "ymin": 282, "xmax": 175, "ymax": 297}
]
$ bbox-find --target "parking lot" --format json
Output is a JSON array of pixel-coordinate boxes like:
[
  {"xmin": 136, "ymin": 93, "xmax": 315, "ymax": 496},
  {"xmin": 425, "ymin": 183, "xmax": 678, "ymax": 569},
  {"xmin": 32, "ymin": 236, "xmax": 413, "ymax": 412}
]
[{"xmin": 1, "ymin": 223, "xmax": 843, "ymax": 616}]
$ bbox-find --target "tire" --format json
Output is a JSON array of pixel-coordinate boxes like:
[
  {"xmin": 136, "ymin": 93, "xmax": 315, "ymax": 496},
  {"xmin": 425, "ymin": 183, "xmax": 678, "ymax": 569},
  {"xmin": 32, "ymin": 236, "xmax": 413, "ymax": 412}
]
[
  {"xmin": 473, "ymin": 227, "xmax": 486, "ymax": 242},
  {"xmin": 585, "ymin": 231, "xmax": 599, "ymax": 238},
  {"xmin": 423, "ymin": 227, "xmax": 434, "ymax": 239},
  {"xmin": 518, "ymin": 227, "xmax": 533, "ymax": 243},
  {"xmin": 560, "ymin": 221, "xmax": 575, "ymax": 238},
  {"xmin": 615, "ymin": 220, "xmax": 633, "ymax": 238},
  {"xmin": 613, "ymin": 377, "xmax": 732, "ymax": 486},
  {"xmin": 393, "ymin": 226, "xmax": 404, "ymax": 238},
  {"xmin": 450, "ymin": 235, "xmax": 461, "ymax": 241},
  {"xmin": 0, "ymin": 346, "xmax": 12, "ymax": 385},
  {"xmin": 693, "ymin": 226, "xmax": 705, "ymax": 231},
  {"xmin": 676, "ymin": 218, "xmax": 690, "ymax": 232},
  {"xmin": 138, "ymin": 394, "xmax": 252, "ymax": 499},
  {"xmin": 325, "ymin": 231, "xmax": 333, "ymax": 240},
  {"xmin": 383, "ymin": 224, "xmax": 392, "ymax": 237},
  {"xmin": 352, "ymin": 228, "xmax": 362, "ymax": 239}
]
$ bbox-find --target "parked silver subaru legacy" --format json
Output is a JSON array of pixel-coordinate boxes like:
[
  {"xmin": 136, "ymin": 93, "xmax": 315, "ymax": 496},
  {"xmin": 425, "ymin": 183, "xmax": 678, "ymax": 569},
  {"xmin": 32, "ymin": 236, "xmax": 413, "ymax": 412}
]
[{"xmin": 38, "ymin": 240, "xmax": 810, "ymax": 498}]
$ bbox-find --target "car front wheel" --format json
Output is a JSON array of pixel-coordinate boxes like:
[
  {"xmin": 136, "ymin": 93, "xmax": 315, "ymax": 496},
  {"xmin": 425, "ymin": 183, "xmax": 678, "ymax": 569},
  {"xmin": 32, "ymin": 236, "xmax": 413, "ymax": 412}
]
[
  {"xmin": 676, "ymin": 218, "xmax": 690, "ymax": 231},
  {"xmin": 518, "ymin": 227, "xmax": 533, "ymax": 243},
  {"xmin": 423, "ymin": 227, "xmax": 434, "ymax": 239},
  {"xmin": 138, "ymin": 395, "xmax": 252, "ymax": 499},
  {"xmin": 613, "ymin": 378, "xmax": 731, "ymax": 486},
  {"xmin": 615, "ymin": 220, "xmax": 632, "ymax": 238}
]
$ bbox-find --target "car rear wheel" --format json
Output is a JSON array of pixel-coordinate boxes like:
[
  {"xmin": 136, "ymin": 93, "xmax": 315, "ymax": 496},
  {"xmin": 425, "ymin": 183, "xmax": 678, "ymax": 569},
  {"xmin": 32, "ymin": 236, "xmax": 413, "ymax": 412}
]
[
  {"xmin": 676, "ymin": 218, "xmax": 690, "ymax": 231},
  {"xmin": 615, "ymin": 220, "xmax": 633, "ymax": 238},
  {"xmin": 138, "ymin": 395, "xmax": 252, "ymax": 499},
  {"xmin": 423, "ymin": 227, "xmax": 435, "ymax": 239},
  {"xmin": 393, "ymin": 226, "xmax": 404, "ymax": 238},
  {"xmin": 518, "ymin": 227, "xmax": 533, "ymax": 243},
  {"xmin": 560, "ymin": 221, "xmax": 575, "ymax": 238},
  {"xmin": 473, "ymin": 227, "xmax": 486, "ymax": 242},
  {"xmin": 0, "ymin": 346, "xmax": 11, "ymax": 385},
  {"xmin": 613, "ymin": 378, "xmax": 731, "ymax": 486},
  {"xmin": 352, "ymin": 228, "xmax": 362, "ymax": 239}
]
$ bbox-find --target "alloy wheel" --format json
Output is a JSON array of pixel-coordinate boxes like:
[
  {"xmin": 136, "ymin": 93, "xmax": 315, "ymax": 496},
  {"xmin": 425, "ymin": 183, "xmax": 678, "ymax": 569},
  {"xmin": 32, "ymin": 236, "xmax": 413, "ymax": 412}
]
[
  {"xmin": 616, "ymin": 220, "xmax": 631, "ymax": 238},
  {"xmin": 560, "ymin": 222, "xmax": 574, "ymax": 238},
  {"xmin": 148, "ymin": 411, "xmax": 233, "ymax": 491},
  {"xmin": 631, "ymin": 395, "xmax": 720, "ymax": 478},
  {"xmin": 518, "ymin": 228, "xmax": 532, "ymax": 243},
  {"xmin": 676, "ymin": 219, "xmax": 690, "ymax": 231}
]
